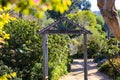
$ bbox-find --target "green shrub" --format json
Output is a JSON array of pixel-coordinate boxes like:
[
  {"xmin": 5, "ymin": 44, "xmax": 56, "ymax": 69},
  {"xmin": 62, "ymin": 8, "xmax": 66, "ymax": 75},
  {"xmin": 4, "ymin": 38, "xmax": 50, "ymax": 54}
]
[
  {"xmin": 72, "ymin": 39, "xmax": 101, "ymax": 59},
  {"xmin": 50, "ymin": 63, "xmax": 68, "ymax": 80},
  {"xmin": 0, "ymin": 60, "xmax": 13, "ymax": 76},
  {"xmin": 1, "ymin": 19, "xmax": 71, "ymax": 80},
  {"xmin": 30, "ymin": 63, "xmax": 42, "ymax": 80},
  {"xmin": 98, "ymin": 60, "xmax": 118, "ymax": 78},
  {"xmin": 68, "ymin": 11, "xmax": 106, "ymax": 59},
  {"xmin": 1, "ymin": 19, "xmax": 43, "ymax": 79},
  {"xmin": 93, "ymin": 54, "xmax": 106, "ymax": 63},
  {"xmin": 0, "ymin": 60, "xmax": 20, "ymax": 80},
  {"xmin": 87, "ymin": 41, "xmax": 100, "ymax": 58},
  {"xmin": 48, "ymin": 34, "xmax": 71, "ymax": 80}
]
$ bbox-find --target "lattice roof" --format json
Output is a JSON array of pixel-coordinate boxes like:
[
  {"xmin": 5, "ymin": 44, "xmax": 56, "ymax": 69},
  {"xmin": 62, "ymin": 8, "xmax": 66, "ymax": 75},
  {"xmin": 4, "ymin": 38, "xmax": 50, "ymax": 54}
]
[{"xmin": 37, "ymin": 16, "xmax": 92, "ymax": 34}]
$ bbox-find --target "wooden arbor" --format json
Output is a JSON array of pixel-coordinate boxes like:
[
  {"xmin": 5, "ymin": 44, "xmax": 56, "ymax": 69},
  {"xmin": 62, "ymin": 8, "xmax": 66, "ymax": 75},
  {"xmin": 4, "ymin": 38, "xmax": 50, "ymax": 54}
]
[{"xmin": 38, "ymin": 16, "xmax": 91, "ymax": 80}]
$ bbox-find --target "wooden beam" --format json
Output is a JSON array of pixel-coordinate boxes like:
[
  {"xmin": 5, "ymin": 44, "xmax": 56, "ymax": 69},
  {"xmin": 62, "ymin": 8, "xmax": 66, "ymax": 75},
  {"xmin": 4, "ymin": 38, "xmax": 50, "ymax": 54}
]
[
  {"xmin": 42, "ymin": 30, "xmax": 90, "ymax": 34},
  {"xmin": 42, "ymin": 34, "xmax": 48, "ymax": 80},
  {"xmin": 83, "ymin": 33, "xmax": 88, "ymax": 80},
  {"xmin": 48, "ymin": 30, "xmax": 83, "ymax": 34}
]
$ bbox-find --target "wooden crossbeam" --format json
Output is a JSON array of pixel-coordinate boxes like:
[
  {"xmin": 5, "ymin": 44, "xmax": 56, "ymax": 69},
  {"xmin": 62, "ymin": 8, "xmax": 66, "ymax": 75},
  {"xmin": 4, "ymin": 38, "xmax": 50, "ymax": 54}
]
[{"xmin": 41, "ymin": 30, "xmax": 91, "ymax": 34}]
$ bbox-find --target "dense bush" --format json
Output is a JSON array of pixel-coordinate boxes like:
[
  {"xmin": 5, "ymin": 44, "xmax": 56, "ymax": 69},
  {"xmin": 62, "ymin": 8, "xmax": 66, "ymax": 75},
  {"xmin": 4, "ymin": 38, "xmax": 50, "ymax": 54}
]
[
  {"xmin": 1, "ymin": 19, "xmax": 43, "ymax": 79},
  {"xmin": 0, "ymin": 61, "xmax": 18, "ymax": 80},
  {"xmin": 98, "ymin": 38, "xmax": 120, "ymax": 79},
  {"xmin": 98, "ymin": 61, "xmax": 115, "ymax": 76},
  {"xmin": 93, "ymin": 54, "xmax": 106, "ymax": 63},
  {"xmin": 0, "ymin": 19, "xmax": 71, "ymax": 80},
  {"xmin": 68, "ymin": 11, "xmax": 105, "ymax": 58},
  {"xmin": 48, "ymin": 34, "xmax": 71, "ymax": 80},
  {"xmin": 98, "ymin": 60, "xmax": 120, "ymax": 79}
]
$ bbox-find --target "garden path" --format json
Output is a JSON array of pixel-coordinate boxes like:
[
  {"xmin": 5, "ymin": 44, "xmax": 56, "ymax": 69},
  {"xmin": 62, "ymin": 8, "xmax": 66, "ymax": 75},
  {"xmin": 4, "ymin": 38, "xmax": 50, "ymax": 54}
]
[{"xmin": 60, "ymin": 59, "xmax": 111, "ymax": 80}]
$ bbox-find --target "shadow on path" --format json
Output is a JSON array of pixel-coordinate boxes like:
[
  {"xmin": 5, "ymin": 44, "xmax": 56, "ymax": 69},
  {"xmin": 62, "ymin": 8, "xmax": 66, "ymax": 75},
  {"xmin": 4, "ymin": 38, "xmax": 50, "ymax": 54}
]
[{"xmin": 60, "ymin": 59, "xmax": 111, "ymax": 80}]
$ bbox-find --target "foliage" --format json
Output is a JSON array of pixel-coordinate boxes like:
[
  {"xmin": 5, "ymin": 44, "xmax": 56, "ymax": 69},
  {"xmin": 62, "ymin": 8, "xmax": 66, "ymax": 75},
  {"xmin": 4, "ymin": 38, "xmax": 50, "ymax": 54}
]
[
  {"xmin": 95, "ymin": 15, "xmax": 104, "ymax": 28},
  {"xmin": 47, "ymin": 0, "xmax": 92, "ymax": 19},
  {"xmin": 1, "ymin": 0, "xmax": 71, "ymax": 18},
  {"xmin": 68, "ymin": 10, "xmax": 97, "ymax": 26},
  {"xmin": 0, "ymin": 60, "xmax": 17, "ymax": 80},
  {"xmin": 99, "ymin": 38, "xmax": 120, "ymax": 79},
  {"xmin": 0, "ymin": 6, "xmax": 17, "ymax": 80},
  {"xmin": 47, "ymin": 10, "xmax": 62, "ymax": 20},
  {"xmin": 98, "ymin": 59, "xmax": 120, "ymax": 79},
  {"xmin": 95, "ymin": 15, "xmax": 105, "ymax": 34},
  {"xmin": 93, "ymin": 54, "xmax": 106, "ymax": 63},
  {"xmin": 1, "ymin": 18, "xmax": 71, "ymax": 80},
  {"xmin": 0, "ymin": 72, "xmax": 16, "ymax": 80},
  {"xmin": 87, "ymin": 41, "xmax": 100, "ymax": 58},
  {"xmin": 50, "ymin": 63, "xmax": 68, "ymax": 80},
  {"xmin": 30, "ymin": 63, "xmax": 43, "ymax": 80},
  {"xmin": 1, "ymin": 19, "xmax": 43, "ymax": 80},
  {"xmin": 48, "ymin": 34, "xmax": 71, "ymax": 80},
  {"xmin": 0, "ymin": 6, "xmax": 15, "ymax": 48},
  {"xmin": 68, "ymin": 10, "xmax": 105, "ymax": 58},
  {"xmin": 98, "ymin": 60, "xmax": 116, "ymax": 76},
  {"xmin": 100, "ymin": 38, "xmax": 120, "ymax": 56}
]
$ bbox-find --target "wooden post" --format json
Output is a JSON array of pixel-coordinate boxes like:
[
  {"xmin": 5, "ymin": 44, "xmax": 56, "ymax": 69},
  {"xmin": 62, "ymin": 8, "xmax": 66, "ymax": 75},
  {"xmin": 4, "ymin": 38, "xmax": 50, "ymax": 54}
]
[
  {"xmin": 42, "ymin": 34, "xmax": 48, "ymax": 80},
  {"xmin": 83, "ymin": 33, "xmax": 88, "ymax": 80}
]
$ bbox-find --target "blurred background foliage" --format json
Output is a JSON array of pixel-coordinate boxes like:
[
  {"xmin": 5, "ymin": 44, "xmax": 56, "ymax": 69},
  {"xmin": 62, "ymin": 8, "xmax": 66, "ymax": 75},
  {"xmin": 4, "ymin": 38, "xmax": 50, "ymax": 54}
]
[{"xmin": 0, "ymin": 0, "xmax": 71, "ymax": 18}]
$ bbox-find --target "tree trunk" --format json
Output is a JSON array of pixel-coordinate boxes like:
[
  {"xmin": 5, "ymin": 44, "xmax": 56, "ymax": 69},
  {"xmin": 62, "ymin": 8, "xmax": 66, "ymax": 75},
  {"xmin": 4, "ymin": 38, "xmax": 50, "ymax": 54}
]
[{"xmin": 97, "ymin": 0, "xmax": 120, "ymax": 41}]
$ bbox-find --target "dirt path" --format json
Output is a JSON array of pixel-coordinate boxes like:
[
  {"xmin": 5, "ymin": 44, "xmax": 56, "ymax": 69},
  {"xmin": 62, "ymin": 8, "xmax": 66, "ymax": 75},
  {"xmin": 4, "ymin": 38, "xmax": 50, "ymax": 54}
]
[{"xmin": 60, "ymin": 59, "xmax": 111, "ymax": 80}]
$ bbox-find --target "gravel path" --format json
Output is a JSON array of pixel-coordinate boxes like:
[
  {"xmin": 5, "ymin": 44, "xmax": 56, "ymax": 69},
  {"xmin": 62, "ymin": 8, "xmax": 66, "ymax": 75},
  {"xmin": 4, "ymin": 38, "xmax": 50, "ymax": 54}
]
[{"xmin": 60, "ymin": 59, "xmax": 111, "ymax": 80}]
